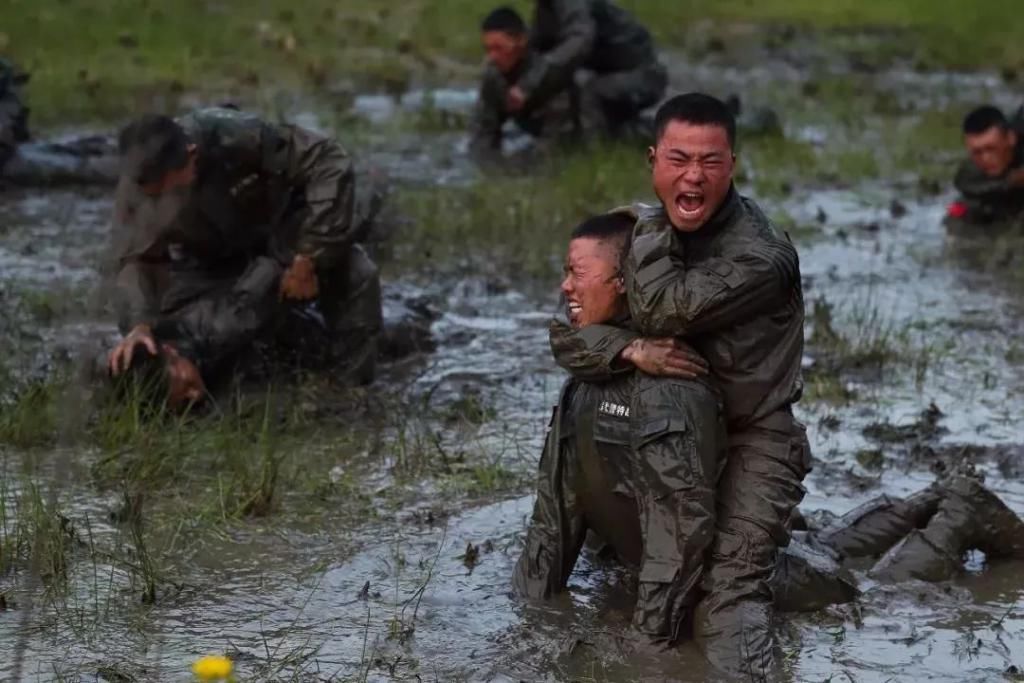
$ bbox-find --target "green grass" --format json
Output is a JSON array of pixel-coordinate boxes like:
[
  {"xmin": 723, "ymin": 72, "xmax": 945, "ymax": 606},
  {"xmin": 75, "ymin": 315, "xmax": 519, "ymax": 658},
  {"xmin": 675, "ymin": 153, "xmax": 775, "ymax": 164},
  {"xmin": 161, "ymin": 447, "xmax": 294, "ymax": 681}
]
[
  {"xmin": 5, "ymin": 0, "xmax": 1023, "ymax": 125},
  {"xmin": 396, "ymin": 141, "xmax": 651, "ymax": 278}
]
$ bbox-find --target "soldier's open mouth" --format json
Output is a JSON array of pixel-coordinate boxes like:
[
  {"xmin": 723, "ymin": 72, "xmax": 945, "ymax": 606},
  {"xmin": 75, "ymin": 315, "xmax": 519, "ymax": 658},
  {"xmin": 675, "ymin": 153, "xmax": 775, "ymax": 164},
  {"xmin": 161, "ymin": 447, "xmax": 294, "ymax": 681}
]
[
  {"xmin": 567, "ymin": 300, "xmax": 582, "ymax": 322},
  {"xmin": 676, "ymin": 192, "xmax": 704, "ymax": 218}
]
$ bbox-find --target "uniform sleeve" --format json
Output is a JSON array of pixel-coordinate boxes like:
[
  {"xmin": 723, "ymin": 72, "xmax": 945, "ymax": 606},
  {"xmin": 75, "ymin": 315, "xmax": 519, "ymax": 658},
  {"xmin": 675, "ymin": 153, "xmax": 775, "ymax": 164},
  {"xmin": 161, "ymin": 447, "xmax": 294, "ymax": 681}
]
[
  {"xmin": 279, "ymin": 124, "xmax": 357, "ymax": 269},
  {"xmin": 468, "ymin": 68, "xmax": 507, "ymax": 160},
  {"xmin": 108, "ymin": 177, "xmax": 170, "ymax": 332},
  {"xmin": 549, "ymin": 317, "xmax": 638, "ymax": 382},
  {"xmin": 628, "ymin": 228, "xmax": 800, "ymax": 337},
  {"xmin": 954, "ymin": 160, "xmax": 1013, "ymax": 202},
  {"xmin": 519, "ymin": 0, "xmax": 595, "ymax": 108}
]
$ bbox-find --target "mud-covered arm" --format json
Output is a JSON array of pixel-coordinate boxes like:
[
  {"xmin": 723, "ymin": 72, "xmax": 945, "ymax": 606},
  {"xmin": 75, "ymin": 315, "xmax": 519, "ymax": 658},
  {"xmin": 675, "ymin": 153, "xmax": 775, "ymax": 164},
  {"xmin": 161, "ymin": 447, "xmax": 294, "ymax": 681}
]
[
  {"xmin": 520, "ymin": 0, "xmax": 595, "ymax": 109},
  {"xmin": 549, "ymin": 317, "xmax": 638, "ymax": 382},
  {"xmin": 954, "ymin": 160, "xmax": 1016, "ymax": 202},
  {"xmin": 468, "ymin": 68, "xmax": 507, "ymax": 159},
  {"xmin": 629, "ymin": 229, "xmax": 799, "ymax": 337},
  {"xmin": 278, "ymin": 124, "xmax": 357, "ymax": 270}
]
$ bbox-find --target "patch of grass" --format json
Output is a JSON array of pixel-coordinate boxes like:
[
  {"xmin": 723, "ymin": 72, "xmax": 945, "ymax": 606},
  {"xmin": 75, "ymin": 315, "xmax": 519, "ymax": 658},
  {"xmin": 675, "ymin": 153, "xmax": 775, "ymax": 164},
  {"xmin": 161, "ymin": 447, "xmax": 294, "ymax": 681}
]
[
  {"xmin": 0, "ymin": 479, "xmax": 74, "ymax": 585},
  {"xmin": 0, "ymin": 379, "xmax": 61, "ymax": 449},
  {"xmin": 9, "ymin": 0, "xmax": 1023, "ymax": 125},
  {"xmin": 397, "ymin": 141, "xmax": 650, "ymax": 279}
]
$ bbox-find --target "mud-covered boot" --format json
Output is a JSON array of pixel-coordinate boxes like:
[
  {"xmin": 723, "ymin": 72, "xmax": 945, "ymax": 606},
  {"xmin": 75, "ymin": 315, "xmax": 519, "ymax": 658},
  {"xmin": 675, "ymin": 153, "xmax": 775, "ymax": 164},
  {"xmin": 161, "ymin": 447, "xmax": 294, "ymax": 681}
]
[
  {"xmin": 869, "ymin": 480, "xmax": 978, "ymax": 582},
  {"xmin": 772, "ymin": 539, "xmax": 860, "ymax": 612},
  {"xmin": 816, "ymin": 486, "xmax": 942, "ymax": 559},
  {"xmin": 948, "ymin": 475, "xmax": 1024, "ymax": 560}
]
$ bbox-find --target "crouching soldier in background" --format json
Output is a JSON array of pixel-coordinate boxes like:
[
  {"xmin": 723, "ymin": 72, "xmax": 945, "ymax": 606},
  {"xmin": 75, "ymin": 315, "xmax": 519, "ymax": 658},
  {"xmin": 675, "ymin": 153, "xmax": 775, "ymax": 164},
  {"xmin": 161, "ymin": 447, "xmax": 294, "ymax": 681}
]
[
  {"xmin": 469, "ymin": 6, "xmax": 580, "ymax": 161},
  {"xmin": 513, "ymin": 212, "xmax": 727, "ymax": 644},
  {"xmin": 107, "ymin": 107, "xmax": 383, "ymax": 409},
  {"xmin": 946, "ymin": 104, "xmax": 1024, "ymax": 234}
]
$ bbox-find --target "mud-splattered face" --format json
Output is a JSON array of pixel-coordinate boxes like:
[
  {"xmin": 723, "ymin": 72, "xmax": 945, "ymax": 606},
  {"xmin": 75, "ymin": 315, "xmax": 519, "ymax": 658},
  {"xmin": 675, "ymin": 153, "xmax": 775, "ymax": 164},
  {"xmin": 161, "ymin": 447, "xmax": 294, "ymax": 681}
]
[
  {"xmin": 138, "ymin": 144, "xmax": 198, "ymax": 197},
  {"xmin": 560, "ymin": 237, "xmax": 626, "ymax": 328},
  {"xmin": 649, "ymin": 120, "xmax": 735, "ymax": 232},
  {"xmin": 482, "ymin": 30, "xmax": 527, "ymax": 76},
  {"xmin": 965, "ymin": 125, "xmax": 1018, "ymax": 178}
]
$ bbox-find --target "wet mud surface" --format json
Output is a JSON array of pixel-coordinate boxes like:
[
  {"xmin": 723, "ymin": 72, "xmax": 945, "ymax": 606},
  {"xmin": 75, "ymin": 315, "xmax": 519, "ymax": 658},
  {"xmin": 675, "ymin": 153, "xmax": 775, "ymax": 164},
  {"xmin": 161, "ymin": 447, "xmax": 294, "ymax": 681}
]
[{"xmin": 3, "ymin": 47, "xmax": 1024, "ymax": 683}]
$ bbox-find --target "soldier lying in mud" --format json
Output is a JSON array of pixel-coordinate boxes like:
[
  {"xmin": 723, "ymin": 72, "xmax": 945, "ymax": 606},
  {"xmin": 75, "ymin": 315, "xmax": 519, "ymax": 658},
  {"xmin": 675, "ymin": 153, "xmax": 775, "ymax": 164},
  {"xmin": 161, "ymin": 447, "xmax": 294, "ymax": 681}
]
[
  {"xmin": 0, "ymin": 58, "xmax": 118, "ymax": 186},
  {"xmin": 470, "ymin": 0, "xmax": 667, "ymax": 160},
  {"xmin": 514, "ymin": 211, "xmax": 1024, "ymax": 659},
  {"xmin": 105, "ymin": 107, "xmax": 385, "ymax": 409},
  {"xmin": 946, "ymin": 104, "xmax": 1024, "ymax": 233},
  {"xmin": 548, "ymin": 93, "xmax": 809, "ymax": 679}
]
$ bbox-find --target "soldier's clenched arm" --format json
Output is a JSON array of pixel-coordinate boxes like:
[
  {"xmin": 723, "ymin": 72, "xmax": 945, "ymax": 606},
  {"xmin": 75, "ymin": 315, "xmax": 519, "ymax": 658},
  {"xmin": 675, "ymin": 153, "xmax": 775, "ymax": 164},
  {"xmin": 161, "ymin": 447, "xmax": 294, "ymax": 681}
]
[
  {"xmin": 550, "ymin": 317, "xmax": 638, "ymax": 382},
  {"xmin": 629, "ymin": 231, "xmax": 800, "ymax": 337},
  {"xmin": 519, "ymin": 0, "xmax": 595, "ymax": 109},
  {"xmin": 954, "ymin": 160, "xmax": 1023, "ymax": 202},
  {"xmin": 278, "ymin": 125, "xmax": 357, "ymax": 270}
]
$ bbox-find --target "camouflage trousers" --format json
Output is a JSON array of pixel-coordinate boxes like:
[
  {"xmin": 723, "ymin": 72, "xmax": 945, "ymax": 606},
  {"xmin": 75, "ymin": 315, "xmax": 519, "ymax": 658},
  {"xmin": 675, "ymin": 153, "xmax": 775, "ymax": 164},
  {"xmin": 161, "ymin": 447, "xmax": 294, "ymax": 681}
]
[
  {"xmin": 123, "ymin": 245, "xmax": 382, "ymax": 387},
  {"xmin": 692, "ymin": 411, "xmax": 812, "ymax": 680},
  {"xmin": 513, "ymin": 373, "xmax": 726, "ymax": 642},
  {"xmin": 578, "ymin": 61, "xmax": 668, "ymax": 139}
]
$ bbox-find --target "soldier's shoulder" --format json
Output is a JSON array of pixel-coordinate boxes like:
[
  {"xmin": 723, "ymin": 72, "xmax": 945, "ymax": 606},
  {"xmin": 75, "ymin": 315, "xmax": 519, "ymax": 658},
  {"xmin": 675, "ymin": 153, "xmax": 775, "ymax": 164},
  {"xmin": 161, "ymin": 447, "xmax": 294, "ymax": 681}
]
[
  {"xmin": 178, "ymin": 107, "xmax": 269, "ymax": 149},
  {"xmin": 731, "ymin": 193, "xmax": 779, "ymax": 237},
  {"xmin": 632, "ymin": 202, "xmax": 668, "ymax": 233}
]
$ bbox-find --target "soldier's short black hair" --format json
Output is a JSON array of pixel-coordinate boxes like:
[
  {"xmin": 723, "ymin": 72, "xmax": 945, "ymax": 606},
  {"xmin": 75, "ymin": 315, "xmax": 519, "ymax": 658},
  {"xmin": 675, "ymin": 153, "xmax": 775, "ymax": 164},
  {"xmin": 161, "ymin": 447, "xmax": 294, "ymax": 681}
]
[
  {"xmin": 117, "ymin": 114, "xmax": 189, "ymax": 186},
  {"xmin": 481, "ymin": 6, "xmax": 527, "ymax": 35},
  {"xmin": 112, "ymin": 344, "xmax": 171, "ymax": 412},
  {"xmin": 654, "ymin": 92, "xmax": 737, "ymax": 149},
  {"xmin": 962, "ymin": 106, "xmax": 1009, "ymax": 135},
  {"xmin": 571, "ymin": 212, "xmax": 635, "ymax": 272}
]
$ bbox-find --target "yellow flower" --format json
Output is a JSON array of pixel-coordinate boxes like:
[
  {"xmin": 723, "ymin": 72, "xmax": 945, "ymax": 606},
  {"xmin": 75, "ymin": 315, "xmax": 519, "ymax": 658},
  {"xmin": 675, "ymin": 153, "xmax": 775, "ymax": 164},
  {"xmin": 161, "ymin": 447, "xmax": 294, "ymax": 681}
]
[{"xmin": 192, "ymin": 655, "xmax": 233, "ymax": 680}]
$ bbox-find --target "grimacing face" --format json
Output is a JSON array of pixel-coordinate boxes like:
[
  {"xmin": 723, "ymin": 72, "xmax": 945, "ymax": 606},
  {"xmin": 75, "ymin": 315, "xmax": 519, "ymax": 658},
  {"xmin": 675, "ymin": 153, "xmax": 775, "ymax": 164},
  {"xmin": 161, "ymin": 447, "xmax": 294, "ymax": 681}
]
[
  {"xmin": 482, "ymin": 30, "xmax": 527, "ymax": 76},
  {"xmin": 560, "ymin": 237, "xmax": 627, "ymax": 328},
  {"xmin": 648, "ymin": 120, "xmax": 735, "ymax": 232},
  {"xmin": 965, "ymin": 125, "xmax": 1018, "ymax": 178}
]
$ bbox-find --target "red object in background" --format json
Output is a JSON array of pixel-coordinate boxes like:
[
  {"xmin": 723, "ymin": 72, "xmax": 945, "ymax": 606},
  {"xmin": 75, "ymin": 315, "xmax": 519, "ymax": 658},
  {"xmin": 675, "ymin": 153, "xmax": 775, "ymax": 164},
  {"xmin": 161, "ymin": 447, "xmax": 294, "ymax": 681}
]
[{"xmin": 946, "ymin": 201, "xmax": 968, "ymax": 218}]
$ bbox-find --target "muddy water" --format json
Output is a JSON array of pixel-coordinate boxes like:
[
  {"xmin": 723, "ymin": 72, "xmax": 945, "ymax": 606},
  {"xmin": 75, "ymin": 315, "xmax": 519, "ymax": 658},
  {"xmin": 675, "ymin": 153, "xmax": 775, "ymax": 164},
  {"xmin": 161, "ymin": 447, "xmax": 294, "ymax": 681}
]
[{"xmin": 4, "ymin": 91, "xmax": 1024, "ymax": 683}]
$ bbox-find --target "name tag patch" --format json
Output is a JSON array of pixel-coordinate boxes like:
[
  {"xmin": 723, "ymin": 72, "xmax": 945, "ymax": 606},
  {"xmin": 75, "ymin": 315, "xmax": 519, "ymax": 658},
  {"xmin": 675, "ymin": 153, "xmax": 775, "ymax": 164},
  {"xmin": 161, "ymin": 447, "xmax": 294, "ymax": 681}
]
[{"xmin": 598, "ymin": 401, "xmax": 630, "ymax": 418}]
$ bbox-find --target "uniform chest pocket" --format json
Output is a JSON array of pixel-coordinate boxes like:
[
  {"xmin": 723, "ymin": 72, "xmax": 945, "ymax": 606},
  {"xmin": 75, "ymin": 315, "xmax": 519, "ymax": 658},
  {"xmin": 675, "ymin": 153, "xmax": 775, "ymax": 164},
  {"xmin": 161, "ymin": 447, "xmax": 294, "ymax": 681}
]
[
  {"xmin": 593, "ymin": 414, "xmax": 631, "ymax": 446},
  {"xmin": 633, "ymin": 417, "xmax": 698, "ymax": 494}
]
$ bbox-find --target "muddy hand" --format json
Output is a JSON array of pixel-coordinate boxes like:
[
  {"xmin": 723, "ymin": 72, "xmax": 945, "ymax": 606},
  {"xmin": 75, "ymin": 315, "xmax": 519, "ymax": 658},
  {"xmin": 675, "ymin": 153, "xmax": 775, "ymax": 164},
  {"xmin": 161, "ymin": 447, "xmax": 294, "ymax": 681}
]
[
  {"xmin": 621, "ymin": 337, "xmax": 709, "ymax": 378},
  {"xmin": 506, "ymin": 86, "xmax": 526, "ymax": 113},
  {"xmin": 280, "ymin": 253, "xmax": 319, "ymax": 301},
  {"xmin": 108, "ymin": 324, "xmax": 157, "ymax": 376}
]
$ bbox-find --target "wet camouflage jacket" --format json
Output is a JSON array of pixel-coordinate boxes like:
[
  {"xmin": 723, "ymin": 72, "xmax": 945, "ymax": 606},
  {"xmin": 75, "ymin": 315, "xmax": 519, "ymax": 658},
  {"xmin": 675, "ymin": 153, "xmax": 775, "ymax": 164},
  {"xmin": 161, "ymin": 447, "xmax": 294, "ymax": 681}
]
[
  {"xmin": 520, "ymin": 0, "xmax": 658, "ymax": 110},
  {"xmin": 113, "ymin": 107, "xmax": 358, "ymax": 328},
  {"xmin": 550, "ymin": 189, "xmax": 804, "ymax": 430},
  {"xmin": 0, "ymin": 58, "xmax": 30, "ymax": 166},
  {"xmin": 953, "ymin": 107, "xmax": 1024, "ymax": 222}
]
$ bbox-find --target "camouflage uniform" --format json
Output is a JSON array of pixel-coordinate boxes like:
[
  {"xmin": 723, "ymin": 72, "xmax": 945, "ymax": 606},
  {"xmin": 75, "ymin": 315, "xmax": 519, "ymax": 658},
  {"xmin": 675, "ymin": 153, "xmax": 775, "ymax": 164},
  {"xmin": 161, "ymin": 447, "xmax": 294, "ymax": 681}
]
[
  {"xmin": 112, "ymin": 107, "xmax": 382, "ymax": 386},
  {"xmin": 469, "ymin": 50, "xmax": 580, "ymax": 160},
  {"xmin": 0, "ymin": 58, "xmax": 30, "ymax": 170},
  {"xmin": 949, "ymin": 107, "xmax": 1024, "ymax": 233},
  {"xmin": 513, "ymin": 366, "xmax": 727, "ymax": 642},
  {"xmin": 550, "ymin": 190, "xmax": 808, "ymax": 678},
  {"xmin": 522, "ymin": 0, "xmax": 667, "ymax": 138}
]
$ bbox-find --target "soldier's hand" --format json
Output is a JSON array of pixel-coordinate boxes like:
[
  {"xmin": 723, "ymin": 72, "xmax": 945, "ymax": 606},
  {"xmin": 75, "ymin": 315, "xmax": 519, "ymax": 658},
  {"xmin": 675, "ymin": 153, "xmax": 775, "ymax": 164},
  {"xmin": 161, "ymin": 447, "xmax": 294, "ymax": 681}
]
[
  {"xmin": 620, "ymin": 337, "xmax": 709, "ymax": 378},
  {"xmin": 1008, "ymin": 168, "xmax": 1024, "ymax": 188},
  {"xmin": 280, "ymin": 254, "xmax": 319, "ymax": 301},
  {"xmin": 108, "ymin": 324, "xmax": 157, "ymax": 376},
  {"xmin": 506, "ymin": 86, "xmax": 526, "ymax": 113}
]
